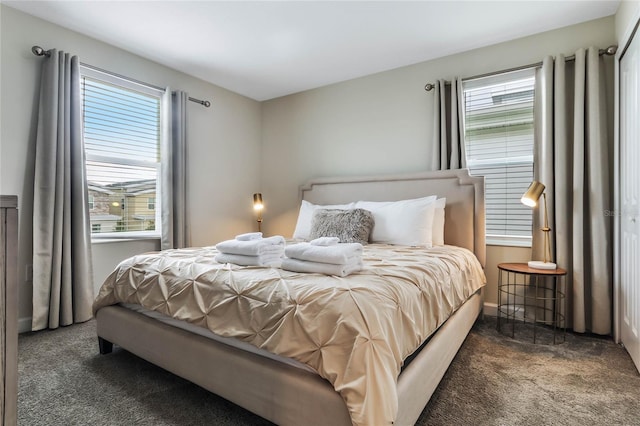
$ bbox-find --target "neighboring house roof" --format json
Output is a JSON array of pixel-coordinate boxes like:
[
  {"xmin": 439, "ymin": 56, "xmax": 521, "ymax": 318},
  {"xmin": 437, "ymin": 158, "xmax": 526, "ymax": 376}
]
[
  {"xmin": 88, "ymin": 183, "xmax": 116, "ymax": 195},
  {"xmin": 105, "ymin": 179, "xmax": 156, "ymax": 196},
  {"xmin": 90, "ymin": 214, "xmax": 122, "ymax": 221},
  {"xmin": 132, "ymin": 214, "xmax": 155, "ymax": 221},
  {"xmin": 88, "ymin": 179, "xmax": 156, "ymax": 196}
]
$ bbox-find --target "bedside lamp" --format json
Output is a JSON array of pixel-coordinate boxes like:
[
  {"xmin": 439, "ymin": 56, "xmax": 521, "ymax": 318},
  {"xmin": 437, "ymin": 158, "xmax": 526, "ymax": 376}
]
[
  {"xmin": 521, "ymin": 181, "xmax": 556, "ymax": 270},
  {"xmin": 253, "ymin": 193, "xmax": 263, "ymax": 232}
]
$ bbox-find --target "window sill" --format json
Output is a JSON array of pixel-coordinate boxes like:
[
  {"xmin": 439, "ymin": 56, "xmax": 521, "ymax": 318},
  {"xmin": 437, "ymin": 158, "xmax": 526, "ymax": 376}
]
[
  {"xmin": 486, "ymin": 236, "xmax": 532, "ymax": 248},
  {"xmin": 92, "ymin": 232, "xmax": 160, "ymax": 244}
]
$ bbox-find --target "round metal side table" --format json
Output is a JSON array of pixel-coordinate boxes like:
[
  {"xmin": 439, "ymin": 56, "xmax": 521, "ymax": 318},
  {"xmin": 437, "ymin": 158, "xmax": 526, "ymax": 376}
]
[{"xmin": 497, "ymin": 263, "xmax": 567, "ymax": 344}]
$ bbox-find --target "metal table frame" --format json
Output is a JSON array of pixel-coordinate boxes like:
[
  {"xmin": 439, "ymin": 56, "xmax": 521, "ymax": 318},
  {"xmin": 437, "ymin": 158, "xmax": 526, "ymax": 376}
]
[{"xmin": 497, "ymin": 263, "xmax": 567, "ymax": 344}]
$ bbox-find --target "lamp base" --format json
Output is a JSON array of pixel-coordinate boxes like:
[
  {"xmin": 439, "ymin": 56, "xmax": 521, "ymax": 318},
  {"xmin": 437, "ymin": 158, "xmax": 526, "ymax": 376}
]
[{"xmin": 528, "ymin": 260, "xmax": 557, "ymax": 270}]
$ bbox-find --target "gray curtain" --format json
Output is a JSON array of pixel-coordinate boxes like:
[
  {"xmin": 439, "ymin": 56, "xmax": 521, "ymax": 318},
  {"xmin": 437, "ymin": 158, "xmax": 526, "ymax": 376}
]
[
  {"xmin": 32, "ymin": 50, "xmax": 94, "ymax": 331},
  {"xmin": 160, "ymin": 89, "xmax": 190, "ymax": 250},
  {"xmin": 534, "ymin": 47, "xmax": 612, "ymax": 334},
  {"xmin": 430, "ymin": 78, "xmax": 466, "ymax": 170}
]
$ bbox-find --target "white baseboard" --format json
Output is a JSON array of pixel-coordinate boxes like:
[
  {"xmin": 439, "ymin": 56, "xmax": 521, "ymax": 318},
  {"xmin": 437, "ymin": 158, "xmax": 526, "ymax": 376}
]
[
  {"xmin": 483, "ymin": 302, "xmax": 497, "ymax": 317},
  {"xmin": 18, "ymin": 317, "xmax": 32, "ymax": 334}
]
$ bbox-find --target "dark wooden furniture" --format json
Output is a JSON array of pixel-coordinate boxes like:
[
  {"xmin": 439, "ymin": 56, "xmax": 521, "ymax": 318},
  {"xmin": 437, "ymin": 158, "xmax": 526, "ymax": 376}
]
[{"xmin": 1, "ymin": 195, "xmax": 18, "ymax": 425}]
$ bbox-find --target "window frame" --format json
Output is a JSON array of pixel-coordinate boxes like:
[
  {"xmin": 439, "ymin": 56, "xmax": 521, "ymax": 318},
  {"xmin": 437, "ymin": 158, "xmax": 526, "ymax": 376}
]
[
  {"xmin": 80, "ymin": 66, "xmax": 165, "ymax": 241},
  {"xmin": 462, "ymin": 68, "xmax": 536, "ymax": 247}
]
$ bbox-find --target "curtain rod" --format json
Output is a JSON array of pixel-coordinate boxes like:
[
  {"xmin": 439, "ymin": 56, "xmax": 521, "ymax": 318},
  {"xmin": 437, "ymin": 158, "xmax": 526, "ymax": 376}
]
[
  {"xmin": 31, "ymin": 46, "xmax": 211, "ymax": 107},
  {"xmin": 423, "ymin": 45, "xmax": 618, "ymax": 92}
]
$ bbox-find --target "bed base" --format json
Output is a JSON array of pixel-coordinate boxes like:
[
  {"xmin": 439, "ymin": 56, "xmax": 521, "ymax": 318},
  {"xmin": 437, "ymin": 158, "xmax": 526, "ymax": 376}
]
[{"xmin": 96, "ymin": 290, "xmax": 482, "ymax": 426}]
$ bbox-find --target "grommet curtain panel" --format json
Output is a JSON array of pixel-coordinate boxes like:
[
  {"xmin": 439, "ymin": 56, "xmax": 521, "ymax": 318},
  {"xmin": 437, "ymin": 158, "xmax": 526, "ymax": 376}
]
[
  {"xmin": 533, "ymin": 47, "xmax": 613, "ymax": 335},
  {"xmin": 430, "ymin": 78, "xmax": 466, "ymax": 170},
  {"xmin": 160, "ymin": 89, "xmax": 190, "ymax": 250},
  {"xmin": 32, "ymin": 50, "xmax": 94, "ymax": 331}
]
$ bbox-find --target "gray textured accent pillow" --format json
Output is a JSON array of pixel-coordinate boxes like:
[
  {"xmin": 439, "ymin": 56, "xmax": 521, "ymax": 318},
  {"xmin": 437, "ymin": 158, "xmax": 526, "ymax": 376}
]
[{"xmin": 309, "ymin": 208, "xmax": 375, "ymax": 244}]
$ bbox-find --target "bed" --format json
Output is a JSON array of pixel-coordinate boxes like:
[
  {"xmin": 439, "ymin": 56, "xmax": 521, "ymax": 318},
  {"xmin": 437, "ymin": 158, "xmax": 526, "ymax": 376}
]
[{"xmin": 93, "ymin": 168, "xmax": 486, "ymax": 426}]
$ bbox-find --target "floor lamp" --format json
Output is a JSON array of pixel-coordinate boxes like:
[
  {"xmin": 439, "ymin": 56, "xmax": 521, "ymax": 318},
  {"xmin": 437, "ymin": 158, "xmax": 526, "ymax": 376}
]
[{"xmin": 521, "ymin": 181, "xmax": 557, "ymax": 270}]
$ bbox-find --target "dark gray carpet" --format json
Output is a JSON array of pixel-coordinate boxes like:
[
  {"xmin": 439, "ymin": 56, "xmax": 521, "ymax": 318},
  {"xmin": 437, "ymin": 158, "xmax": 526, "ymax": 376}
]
[{"xmin": 19, "ymin": 317, "xmax": 640, "ymax": 425}]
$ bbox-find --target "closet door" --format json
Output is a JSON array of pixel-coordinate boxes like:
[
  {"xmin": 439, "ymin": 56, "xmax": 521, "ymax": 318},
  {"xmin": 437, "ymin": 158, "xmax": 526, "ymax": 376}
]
[{"xmin": 620, "ymin": 27, "xmax": 640, "ymax": 373}]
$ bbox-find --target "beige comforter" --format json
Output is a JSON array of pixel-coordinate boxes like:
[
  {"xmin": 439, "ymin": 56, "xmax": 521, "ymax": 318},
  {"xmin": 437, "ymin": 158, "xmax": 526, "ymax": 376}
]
[{"xmin": 93, "ymin": 244, "xmax": 485, "ymax": 426}]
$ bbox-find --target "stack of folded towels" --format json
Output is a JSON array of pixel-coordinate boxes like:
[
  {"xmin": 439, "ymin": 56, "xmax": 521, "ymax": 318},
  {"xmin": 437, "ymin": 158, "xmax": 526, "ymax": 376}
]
[
  {"xmin": 282, "ymin": 237, "xmax": 364, "ymax": 277},
  {"xmin": 215, "ymin": 232, "xmax": 285, "ymax": 267}
]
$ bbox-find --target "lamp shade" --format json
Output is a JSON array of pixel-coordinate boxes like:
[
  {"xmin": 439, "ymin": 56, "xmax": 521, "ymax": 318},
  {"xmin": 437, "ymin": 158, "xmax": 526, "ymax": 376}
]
[
  {"xmin": 521, "ymin": 181, "xmax": 545, "ymax": 207},
  {"xmin": 253, "ymin": 193, "xmax": 263, "ymax": 211}
]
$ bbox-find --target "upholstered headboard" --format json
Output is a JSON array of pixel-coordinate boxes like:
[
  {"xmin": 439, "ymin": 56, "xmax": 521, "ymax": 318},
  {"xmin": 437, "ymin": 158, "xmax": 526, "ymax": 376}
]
[{"xmin": 299, "ymin": 169, "xmax": 486, "ymax": 267}]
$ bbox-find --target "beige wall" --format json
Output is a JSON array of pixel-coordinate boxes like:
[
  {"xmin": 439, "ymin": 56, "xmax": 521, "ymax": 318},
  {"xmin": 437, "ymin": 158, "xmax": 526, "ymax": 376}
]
[
  {"xmin": 0, "ymin": 5, "xmax": 263, "ymax": 330},
  {"xmin": 261, "ymin": 16, "xmax": 617, "ymax": 307}
]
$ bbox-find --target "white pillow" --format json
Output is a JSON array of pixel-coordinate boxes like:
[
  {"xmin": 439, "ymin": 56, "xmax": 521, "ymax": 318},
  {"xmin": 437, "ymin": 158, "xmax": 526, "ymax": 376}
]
[
  {"xmin": 355, "ymin": 196, "xmax": 437, "ymax": 247},
  {"xmin": 292, "ymin": 200, "xmax": 355, "ymax": 240},
  {"xmin": 432, "ymin": 198, "xmax": 446, "ymax": 246}
]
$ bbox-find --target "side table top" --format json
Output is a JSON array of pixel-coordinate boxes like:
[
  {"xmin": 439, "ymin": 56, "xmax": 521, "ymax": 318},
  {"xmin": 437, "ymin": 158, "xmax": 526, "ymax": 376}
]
[{"xmin": 498, "ymin": 262, "xmax": 567, "ymax": 276}]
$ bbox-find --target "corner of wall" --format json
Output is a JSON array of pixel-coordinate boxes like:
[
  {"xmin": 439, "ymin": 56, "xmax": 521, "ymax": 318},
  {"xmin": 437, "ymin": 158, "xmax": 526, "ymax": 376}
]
[{"xmin": 615, "ymin": 1, "xmax": 640, "ymax": 47}]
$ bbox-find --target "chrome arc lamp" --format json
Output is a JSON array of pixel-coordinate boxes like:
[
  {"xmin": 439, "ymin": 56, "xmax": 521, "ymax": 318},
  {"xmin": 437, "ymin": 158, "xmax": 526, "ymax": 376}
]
[
  {"xmin": 253, "ymin": 193, "xmax": 264, "ymax": 232},
  {"xmin": 521, "ymin": 181, "xmax": 557, "ymax": 270}
]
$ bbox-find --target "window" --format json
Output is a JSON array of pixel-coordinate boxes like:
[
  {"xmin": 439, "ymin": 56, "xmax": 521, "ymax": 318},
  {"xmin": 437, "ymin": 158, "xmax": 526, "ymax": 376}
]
[
  {"xmin": 462, "ymin": 69, "xmax": 535, "ymax": 246},
  {"xmin": 80, "ymin": 67, "xmax": 164, "ymax": 237},
  {"xmin": 88, "ymin": 195, "xmax": 94, "ymax": 210}
]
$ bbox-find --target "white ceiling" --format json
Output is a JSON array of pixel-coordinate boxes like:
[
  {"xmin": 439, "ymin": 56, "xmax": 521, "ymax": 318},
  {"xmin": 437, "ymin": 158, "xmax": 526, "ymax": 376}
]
[{"xmin": 6, "ymin": 1, "xmax": 620, "ymax": 101}]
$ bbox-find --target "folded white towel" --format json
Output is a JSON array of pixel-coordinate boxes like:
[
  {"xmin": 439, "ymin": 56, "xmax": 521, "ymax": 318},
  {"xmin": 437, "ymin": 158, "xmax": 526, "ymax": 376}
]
[
  {"xmin": 215, "ymin": 253, "xmax": 283, "ymax": 267},
  {"xmin": 216, "ymin": 235, "xmax": 285, "ymax": 256},
  {"xmin": 284, "ymin": 242, "xmax": 363, "ymax": 265},
  {"xmin": 281, "ymin": 258, "xmax": 363, "ymax": 277},
  {"xmin": 310, "ymin": 237, "xmax": 340, "ymax": 246},
  {"xmin": 236, "ymin": 232, "xmax": 263, "ymax": 241}
]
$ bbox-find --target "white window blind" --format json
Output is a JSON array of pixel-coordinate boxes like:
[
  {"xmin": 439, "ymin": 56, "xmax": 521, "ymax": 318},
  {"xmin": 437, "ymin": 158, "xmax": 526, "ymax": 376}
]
[
  {"xmin": 80, "ymin": 67, "xmax": 164, "ymax": 237},
  {"xmin": 463, "ymin": 69, "xmax": 535, "ymax": 245}
]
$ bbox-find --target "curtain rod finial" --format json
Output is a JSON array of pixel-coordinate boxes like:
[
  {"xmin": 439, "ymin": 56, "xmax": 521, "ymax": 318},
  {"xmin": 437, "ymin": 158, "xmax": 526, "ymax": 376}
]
[
  {"xmin": 31, "ymin": 46, "xmax": 50, "ymax": 57},
  {"xmin": 605, "ymin": 45, "xmax": 618, "ymax": 56},
  {"xmin": 424, "ymin": 83, "xmax": 435, "ymax": 92}
]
